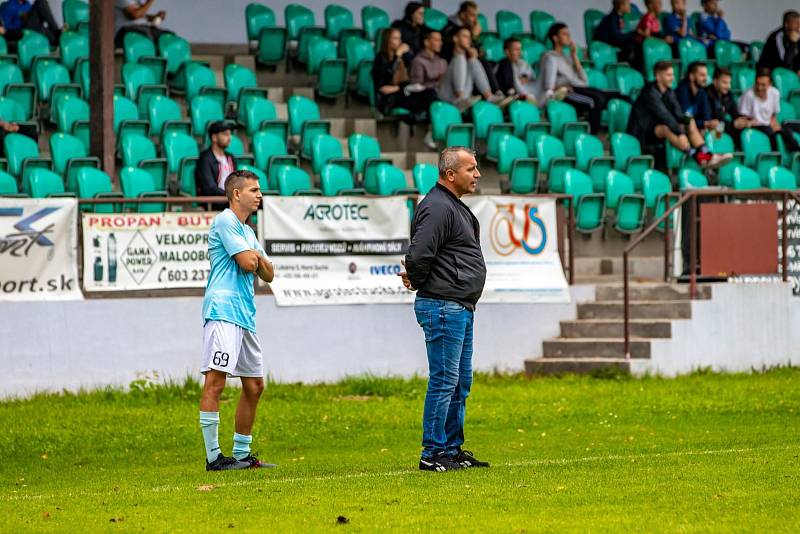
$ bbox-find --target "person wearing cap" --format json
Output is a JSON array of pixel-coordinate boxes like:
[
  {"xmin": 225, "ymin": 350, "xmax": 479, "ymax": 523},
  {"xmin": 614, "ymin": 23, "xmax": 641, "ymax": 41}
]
[{"xmin": 195, "ymin": 121, "xmax": 236, "ymax": 201}]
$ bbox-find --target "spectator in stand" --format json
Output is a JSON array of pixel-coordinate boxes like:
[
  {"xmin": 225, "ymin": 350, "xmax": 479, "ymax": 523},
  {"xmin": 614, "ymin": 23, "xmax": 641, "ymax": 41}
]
[
  {"xmin": 696, "ymin": 0, "xmax": 730, "ymax": 52},
  {"xmin": 707, "ymin": 67, "xmax": 748, "ymax": 144},
  {"xmin": 410, "ymin": 29, "xmax": 448, "ymax": 93},
  {"xmin": 441, "ymin": 1, "xmax": 481, "ymax": 62},
  {"xmin": 0, "ymin": 116, "xmax": 36, "ymax": 148},
  {"xmin": 757, "ymin": 11, "xmax": 800, "ymax": 74},
  {"xmin": 633, "ymin": 0, "xmax": 671, "ymax": 70},
  {"xmin": 541, "ymin": 23, "xmax": 628, "ymax": 133},
  {"xmin": 392, "ymin": 2, "xmax": 427, "ymax": 65},
  {"xmin": 439, "ymin": 27, "xmax": 504, "ymax": 110},
  {"xmin": 664, "ymin": 0, "xmax": 691, "ymax": 53},
  {"xmin": 627, "ymin": 61, "xmax": 732, "ymax": 168},
  {"xmin": 594, "ymin": 0, "xmax": 637, "ymax": 65},
  {"xmin": 0, "ymin": 0, "xmax": 61, "ymax": 46},
  {"xmin": 676, "ymin": 62, "xmax": 716, "ymax": 132},
  {"xmin": 738, "ymin": 68, "xmax": 800, "ymax": 152},
  {"xmin": 195, "ymin": 121, "xmax": 235, "ymax": 205},
  {"xmin": 495, "ymin": 38, "xmax": 546, "ymax": 105},
  {"xmin": 114, "ymin": 0, "xmax": 174, "ymax": 48}
]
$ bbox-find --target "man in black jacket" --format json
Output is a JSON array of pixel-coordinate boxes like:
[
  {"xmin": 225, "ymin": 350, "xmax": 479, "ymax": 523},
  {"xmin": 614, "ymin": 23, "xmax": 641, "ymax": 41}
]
[
  {"xmin": 757, "ymin": 10, "xmax": 800, "ymax": 74},
  {"xmin": 707, "ymin": 67, "xmax": 749, "ymax": 145},
  {"xmin": 594, "ymin": 0, "xmax": 637, "ymax": 64},
  {"xmin": 628, "ymin": 61, "xmax": 731, "ymax": 168},
  {"xmin": 399, "ymin": 146, "xmax": 488, "ymax": 473},
  {"xmin": 195, "ymin": 121, "xmax": 236, "ymax": 206}
]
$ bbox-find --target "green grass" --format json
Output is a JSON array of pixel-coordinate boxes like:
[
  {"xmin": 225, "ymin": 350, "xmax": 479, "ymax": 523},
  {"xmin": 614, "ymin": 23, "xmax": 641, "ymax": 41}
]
[{"xmin": 1, "ymin": 369, "xmax": 799, "ymax": 532}]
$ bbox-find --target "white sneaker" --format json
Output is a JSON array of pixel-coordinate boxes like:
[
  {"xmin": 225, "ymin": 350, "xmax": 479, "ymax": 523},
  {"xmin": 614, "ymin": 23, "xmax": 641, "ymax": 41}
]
[
  {"xmin": 707, "ymin": 152, "xmax": 734, "ymax": 169},
  {"xmin": 455, "ymin": 95, "xmax": 481, "ymax": 112},
  {"xmin": 423, "ymin": 131, "xmax": 437, "ymax": 151}
]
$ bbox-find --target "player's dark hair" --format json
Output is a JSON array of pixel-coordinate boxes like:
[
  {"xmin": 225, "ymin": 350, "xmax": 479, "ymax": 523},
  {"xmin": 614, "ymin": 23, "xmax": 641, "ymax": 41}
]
[
  {"xmin": 458, "ymin": 1, "xmax": 477, "ymax": 14},
  {"xmin": 224, "ymin": 169, "xmax": 259, "ymax": 201},
  {"xmin": 783, "ymin": 10, "xmax": 799, "ymax": 26},
  {"xmin": 503, "ymin": 37, "xmax": 520, "ymax": 50},
  {"xmin": 686, "ymin": 61, "xmax": 706, "ymax": 77},
  {"xmin": 756, "ymin": 67, "xmax": 772, "ymax": 80},
  {"xmin": 713, "ymin": 67, "xmax": 732, "ymax": 80},
  {"xmin": 653, "ymin": 60, "xmax": 673, "ymax": 76},
  {"xmin": 546, "ymin": 23, "xmax": 567, "ymax": 45}
]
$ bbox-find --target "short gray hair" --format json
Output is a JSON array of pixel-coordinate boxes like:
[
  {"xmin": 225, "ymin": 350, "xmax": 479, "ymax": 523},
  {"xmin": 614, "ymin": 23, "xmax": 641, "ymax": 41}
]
[{"xmin": 438, "ymin": 146, "xmax": 476, "ymax": 177}]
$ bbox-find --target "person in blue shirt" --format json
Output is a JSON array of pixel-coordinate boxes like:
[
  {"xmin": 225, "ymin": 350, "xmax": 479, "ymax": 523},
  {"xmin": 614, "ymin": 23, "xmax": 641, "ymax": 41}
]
[
  {"xmin": 594, "ymin": 0, "xmax": 637, "ymax": 65},
  {"xmin": 675, "ymin": 61, "xmax": 716, "ymax": 132},
  {"xmin": 0, "ymin": 0, "xmax": 60, "ymax": 46},
  {"xmin": 664, "ymin": 0, "xmax": 692, "ymax": 53},
  {"xmin": 198, "ymin": 169, "xmax": 276, "ymax": 472},
  {"xmin": 697, "ymin": 0, "xmax": 730, "ymax": 50}
]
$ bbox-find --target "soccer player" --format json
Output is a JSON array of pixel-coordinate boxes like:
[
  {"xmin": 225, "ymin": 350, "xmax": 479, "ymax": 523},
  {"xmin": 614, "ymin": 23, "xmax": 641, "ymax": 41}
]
[{"xmin": 198, "ymin": 169, "xmax": 275, "ymax": 471}]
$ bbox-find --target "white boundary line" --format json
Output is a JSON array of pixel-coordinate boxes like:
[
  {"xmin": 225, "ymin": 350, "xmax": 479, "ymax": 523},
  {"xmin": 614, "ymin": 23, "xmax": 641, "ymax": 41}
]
[{"xmin": 3, "ymin": 444, "xmax": 796, "ymax": 503}]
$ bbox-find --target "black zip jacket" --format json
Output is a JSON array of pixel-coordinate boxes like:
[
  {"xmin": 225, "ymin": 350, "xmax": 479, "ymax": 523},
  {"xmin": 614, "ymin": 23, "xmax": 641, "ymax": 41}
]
[
  {"xmin": 627, "ymin": 81, "xmax": 684, "ymax": 146},
  {"xmin": 405, "ymin": 183, "xmax": 486, "ymax": 310}
]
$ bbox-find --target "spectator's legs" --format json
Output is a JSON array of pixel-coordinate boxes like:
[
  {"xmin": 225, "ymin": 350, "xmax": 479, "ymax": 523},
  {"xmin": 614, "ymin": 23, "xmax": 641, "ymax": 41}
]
[
  {"xmin": 26, "ymin": 0, "xmax": 61, "ymax": 46},
  {"xmin": 477, "ymin": 58, "xmax": 500, "ymax": 94},
  {"xmin": 779, "ymin": 123, "xmax": 800, "ymax": 152},
  {"xmin": 655, "ymin": 124, "xmax": 690, "ymax": 151},
  {"xmin": 540, "ymin": 55, "xmax": 558, "ymax": 91},
  {"xmin": 753, "ymin": 125, "xmax": 780, "ymax": 150},
  {"xmin": 686, "ymin": 119, "xmax": 706, "ymax": 148},
  {"xmin": 448, "ymin": 55, "xmax": 474, "ymax": 102},
  {"xmin": 467, "ymin": 58, "xmax": 492, "ymax": 99},
  {"xmin": 392, "ymin": 89, "xmax": 439, "ymax": 116},
  {"xmin": 724, "ymin": 121, "xmax": 744, "ymax": 148},
  {"xmin": 569, "ymin": 87, "xmax": 608, "ymax": 134}
]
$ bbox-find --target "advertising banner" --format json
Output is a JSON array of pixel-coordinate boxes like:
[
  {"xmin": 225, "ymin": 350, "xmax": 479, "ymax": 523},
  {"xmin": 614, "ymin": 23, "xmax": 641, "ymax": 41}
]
[
  {"xmin": 82, "ymin": 212, "xmax": 217, "ymax": 291},
  {"xmin": 0, "ymin": 198, "xmax": 81, "ymax": 300},
  {"xmin": 463, "ymin": 196, "xmax": 570, "ymax": 303},
  {"xmin": 260, "ymin": 196, "xmax": 414, "ymax": 305}
]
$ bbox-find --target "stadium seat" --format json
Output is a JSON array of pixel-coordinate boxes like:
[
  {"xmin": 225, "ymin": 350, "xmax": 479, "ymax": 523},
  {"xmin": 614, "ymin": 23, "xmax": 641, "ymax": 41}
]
[
  {"xmin": 256, "ymin": 26, "xmax": 288, "ymax": 66},
  {"xmin": 678, "ymin": 167, "xmax": 709, "ymax": 190},
  {"xmin": 0, "ymin": 63, "xmax": 35, "ymax": 120},
  {"xmin": 471, "ymin": 101, "xmax": 513, "ymax": 162},
  {"xmin": 54, "ymin": 96, "xmax": 89, "ymax": 149},
  {"xmin": 4, "ymin": 133, "xmax": 51, "ymax": 193},
  {"xmin": 545, "ymin": 100, "xmax": 589, "ymax": 154},
  {"xmin": 223, "ymin": 134, "xmax": 254, "ymax": 168},
  {"xmin": 703, "ymin": 131, "xmax": 743, "ymax": 187},
  {"xmin": 344, "ymin": 36, "xmax": 374, "ymax": 78},
  {"xmin": 641, "ymin": 169, "xmax": 675, "ymax": 229},
  {"xmin": 678, "ymin": 38, "xmax": 709, "ymax": 77},
  {"xmin": 584, "ymin": 9, "xmax": 604, "ymax": 46},
  {"xmin": 713, "ymin": 40, "xmax": 744, "ymax": 69},
  {"xmin": 605, "ymin": 170, "xmax": 645, "ymax": 233},
  {"xmin": 610, "ymin": 132, "xmax": 655, "ymax": 190},
  {"xmin": 574, "ymin": 133, "xmax": 615, "ymax": 192},
  {"xmin": 120, "ymin": 166, "xmax": 167, "ymax": 212},
  {"xmin": 240, "ymin": 96, "xmax": 288, "ymax": 140},
  {"xmin": 732, "ymin": 65, "xmax": 755, "ymax": 94},
  {"xmin": 732, "ymin": 165, "xmax": 761, "ymax": 190},
  {"xmin": 252, "ymin": 132, "xmax": 298, "ymax": 188},
  {"xmin": 325, "ymin": 5, "xmax": 358, "ymax": 42},
  {"xmin": 163, "ymin": 131, "xmax": 199, "ymax": 195},
  {"xmin": 642, "ymin": 38, "xmax": 673, "ymax": 82},
  {"xmin": 245, "ymin": 3, "xmax": 276, "ymax": 45},
  {"xmin": 361, "ymin": 6, "xmax": 390, "ymax": 42},
  {"xmin": 429, "ymin": 101, "xmax": 474, "ymax": 148},
  {"xmin": 77, "ymin": 167, "xmax": 122, "ymax": 212},
  {"xmin": 296, "ymin": 26, "xmax": 326, "ymax": 67},
  {"xmin": 741, "ymin": 128, "xmax": 781, "ymax": 185},
  {"xmin": 224, "ymin": 64, "xmax": 268, "ymax": 110},
  {"xmin": 311, "ymin": 134, "xmax": 353, "ymax": 175},
  {"xmin": 236, "ymin": 163, "xmax": 273, "ymax": 194},
  {"xmin": 590, "ymin": 41, "xmax": 625, "ymax": 73},
  {"xmin": 498, "ymin": 134, "xmax": 538, "ymax": 194},
  {"xmin": 307, "ymin": 37, "xmax": 347, "ymax": 98},
  {"xmin": 184, "ymin": 63, "xmax": 225, "ymax": 107},
  {"xmin": 120, "ymin": 134, "xmax": 168, "ymax": 190},
  {"xmin": 122, "ymin": 62, "xmax": 168, "ymax": 117},
  {"xmin": 534, "ymin": 134, "xmax": 575, "ymax": 193},
  {"xmin": 614, "ymin": 66, "xmax": 645, "ymax": 98},
  {"xmin": 50, "ymin": 132, "xmax": 99, "ymax": 192},
  {"xmin": 158, "ymin": 33, "xmax": 201, "ymax": 91},
  {"xmin": 480, "ymin": 34, "xmax": 504, "ymax": 63},
  {"xmin": 664, "ymin": 141, "xmax": 700, "ymax": 176},
  {"xmin": 0, "ymin": 170, "xmax": 21, "ymax": 196},
  {"xmin": 147, "ymin": 95, "xmax": 190, "ymax": 142},
  {"xmin": 353, "ymin": 58, "xmax": 373, "ymax": 101},
  {"xmin": 18, "ymin": 30, "xmax": 52, "ymax": 73},
  {"xmin": 413, "ymin": 163, "xmax": 438, "ymax": 194},
  {"xmin": 287, "ymin": 95, "xmax": 331, "ymax": 159},
  {"xmin": 0, "ymin": 96, "xmax": 35, "ymax": 134},
  {"xmin": 496, "ymin": 10, "xmax": 524, "ymax": 40},
  {"xmin": 586, "ymin": 68, "xmax": 610, "ymax": 90},
  {"xmin": 776, "ymin": 131, "xmax": 800, "ymax": 172},
  {"xmin": 36, "ymin": 60, "xmax": 80, "ymax": 116},
  {"xmin": 375, "ymin": 164, "xmax": 418, "ymax": 195},
  {"xmin": 285, "ymin": 3, "xmax": 316, "ymax": 41},
  {"xmin": 346, "ymin": 133, "xmax": 386, "ymax": 179},
  {"xmin": 767, "ymin": 166, "xmax": 797, "ymax": 190},
  {"xmin": 320, "ymin": 163, "xmax": 365, "ymax": 196},
  {"xmin": 508, "ymin": 100, "xmax": 549, "ymax": 145},
  {"xmin": 529, "ymin": 10, "xmax": 555, "ymax": 42},
  {"xmin": 29, "ymin": 168, "xmax": 73, "ymax": 198},
  {"xmin": 772, "ymin": 68, "xmax": 800, "ymax": 101},
  {"xmin": 190, "ymin": 95, "xmax": 224, "ymax": 137},
  {"xmin": 520, "ymin": 38, "xmax": 547, "ymax": 68},
  {"xmin": 114, "ymin": 94, "xmax": 149, "ymax": 145},
  {"xmin": 59, "ymin": 31, "xmax": 88, "ymax": 73},
  {"xmin": 423, "ymin": 8, "xmax": 447, "ymax": 31},
  {"xmin": 750, "ymin": 40, "xmax": 765, "ymax": 63},
  {"xmin": 63, "ymin": 0, "xmax": 89, "ymax": 29},
  {"xmin": 122, "ymin": 31, "xmax": 166, "ymax": 83},
  {"xmin": 563, "ymin": 168, "xmax": 605, "ymax": 233},
  {"xmin": 276, "ymin": 165, "xmax": 321, "ymax": 196}
]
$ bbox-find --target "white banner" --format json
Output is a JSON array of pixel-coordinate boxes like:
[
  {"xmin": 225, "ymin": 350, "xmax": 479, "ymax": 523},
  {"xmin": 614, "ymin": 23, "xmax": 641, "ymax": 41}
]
[
  {"xmin": 260, "ymin": 196, "xmax": 414, "ymax": 306},
  {"xmin": 463, "ymin": 196, "xmax": 570, "ymax": 303},
  {"xmin": 82, "ymin": 212, "xmax": 218, "ymax": 291},
  {"xmin": 0, "ymin": 198, "xmax": 81, "ymax": 300}
]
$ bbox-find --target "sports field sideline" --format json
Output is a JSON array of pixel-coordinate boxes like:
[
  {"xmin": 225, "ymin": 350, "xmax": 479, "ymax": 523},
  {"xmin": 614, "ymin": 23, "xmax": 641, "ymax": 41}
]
[{"xmin": 1, "ymin": 369, "xmax": 798, "ymax": 532}]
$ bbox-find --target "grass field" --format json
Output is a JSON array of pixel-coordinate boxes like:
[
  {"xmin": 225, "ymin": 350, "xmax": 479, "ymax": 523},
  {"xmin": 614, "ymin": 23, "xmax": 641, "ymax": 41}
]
[{"xmin": 1, "ymin": 368, "xmax": 798, "ymax": 532}]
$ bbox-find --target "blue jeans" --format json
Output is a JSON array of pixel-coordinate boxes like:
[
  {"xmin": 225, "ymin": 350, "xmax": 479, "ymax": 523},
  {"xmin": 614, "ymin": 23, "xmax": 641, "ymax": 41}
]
[{"xmin": 414, "ymin": 297, "xmax": 474, "ymax": 459}]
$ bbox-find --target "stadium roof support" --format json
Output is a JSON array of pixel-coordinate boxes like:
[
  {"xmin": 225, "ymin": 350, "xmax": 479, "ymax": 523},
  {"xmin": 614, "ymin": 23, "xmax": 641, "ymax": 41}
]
[{"xmin": 89, "ymin": 0, "xmax": 115, "ymax": 178}]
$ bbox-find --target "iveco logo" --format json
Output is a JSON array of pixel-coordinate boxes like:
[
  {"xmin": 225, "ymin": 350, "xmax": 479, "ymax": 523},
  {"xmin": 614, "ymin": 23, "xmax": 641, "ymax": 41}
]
[
  {"xmin": 303, "ymin": 204, "xmax": 369, "ymax": 221},
  {"xmin": 369, "ymin": 264, "xmax": 401, "ymax": 275}
]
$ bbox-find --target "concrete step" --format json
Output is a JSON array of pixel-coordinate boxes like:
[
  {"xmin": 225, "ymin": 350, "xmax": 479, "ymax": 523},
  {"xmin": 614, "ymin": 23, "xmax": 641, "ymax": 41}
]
[
  {"xmin": 577, "ymin": 300, "xmax": 692, "ymax": 320},
  {"xmin": 560, "ymin": 319, "xmax": 672, "ymax": 339},
  {"xmin": 573, "ymin": 256, "xmax": 664, "ymax": 278},
  {"xmin": 595, "ymin": 283, "xmax": 712, "ymax": 302},
  {"xmin": 525, "ymin": 357, "xmax": 631, "ymax": 376},
  {"xmin": 542, "ymin": 338, "xmax": 650, "ymax": 359}
]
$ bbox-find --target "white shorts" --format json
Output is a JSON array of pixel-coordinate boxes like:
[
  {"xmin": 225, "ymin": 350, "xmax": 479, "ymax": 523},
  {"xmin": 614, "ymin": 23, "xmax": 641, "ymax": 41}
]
[{"xmin": 201, "ymin": 320, "xmax": 264, "ymax": 378}]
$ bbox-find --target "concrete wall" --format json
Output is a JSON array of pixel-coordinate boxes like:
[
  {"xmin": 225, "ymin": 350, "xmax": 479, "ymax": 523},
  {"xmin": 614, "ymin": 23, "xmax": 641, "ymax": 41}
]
[
  {"xmin": 632, "ymin": 282, "xmax": 800, "ymax": 377},
  {"xmin": 0, "ymin": 285, "xmax": 593, "ymax": 397}
]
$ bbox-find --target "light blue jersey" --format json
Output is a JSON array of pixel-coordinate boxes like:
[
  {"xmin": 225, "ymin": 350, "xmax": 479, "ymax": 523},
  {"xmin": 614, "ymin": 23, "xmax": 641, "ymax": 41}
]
[{"xmin": 202, "ymin": 209, "xmax": 266, "ymax": 333}]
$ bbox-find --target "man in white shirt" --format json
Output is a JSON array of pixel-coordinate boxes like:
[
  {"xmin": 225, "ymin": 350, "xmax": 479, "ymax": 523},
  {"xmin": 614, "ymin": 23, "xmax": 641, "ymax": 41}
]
[
  {"xmin": 114, "ymin": 0, "xmax": 173, "ymax": 47},
  {"xmin": 738, "ymin": 68, "xmax": 800, "ymax": 151}
]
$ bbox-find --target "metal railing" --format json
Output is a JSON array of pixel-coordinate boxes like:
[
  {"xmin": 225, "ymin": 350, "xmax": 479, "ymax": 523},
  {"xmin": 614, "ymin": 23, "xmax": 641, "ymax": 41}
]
[{"xmin": 622, "ymin": 189, "xmax": 800, "ymax": 357}]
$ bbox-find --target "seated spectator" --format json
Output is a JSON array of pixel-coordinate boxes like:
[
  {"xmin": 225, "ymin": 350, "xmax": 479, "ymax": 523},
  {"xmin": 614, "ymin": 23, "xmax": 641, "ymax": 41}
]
[
  {"xmin": 114, "ymin": 0, "xmax": 174, "ymax": 48},
  {"xmin": 676, "ymin": 62, "xmax": 715, "ymax": 131},
  {"xmin": 195, "ymin": 121, "xmax": 234, "ymax": 205},
  {"xmin": 664, "ymin": 0, "xmax": 692, "ymax": 51},
  {"xmin": 635, "ymin": 0, "xmax": 669, "ymax": 45},
  {"xmin": 392, "ymin": 2, "xmax": 426, "ymax": 64},
  {"xmin": 696, "ymin": 0, "xmax": 730, "ymax": 51},
  {"xmin": 628, "ymin": 61, "xmax": 732, "ymax": 168},
  {"xmin": 409, "ymin": 29, "xmax": 448, "ymax": 93},
  {"xmin": 439, "ymin": 27, "xmax": 502, "ymax": 109},
  {"xmin": 0, "ymin": 0, "xmax": 60, "ymax": 46},
  {"xmin": 757, "ymin": 10, "xmax": 800, "ymax": 74},
  {"xmin": 372, "ymin": 28, "xmax": 438, "ymax": 119},
  {"xmin": 495, "ymin": 38, "xmax": 545, "ymax": 105},
  {"xmin": 737, "ymin": 68, "xmax": 800, "ymax": 152},
  {"xmin": 541, "ymin": 23, "xmax": 628, "ymax": 133},
  {"xmin": 707, "ymin": 67, "xmax": 748, "ymax": 144},
  {"xmin": 594, "ymin": 0, "xmax": 637, "ymax": 65},
  {"xmin": 441, "ymin": 1, "xmax": 482, "ymax": 62}
]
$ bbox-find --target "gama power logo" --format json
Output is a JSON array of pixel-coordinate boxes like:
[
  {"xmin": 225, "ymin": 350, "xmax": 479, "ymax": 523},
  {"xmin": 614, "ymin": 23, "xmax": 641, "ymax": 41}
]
[{"xmin": 488, "ymin": 203, "xmax": 547, "ymax": 256}]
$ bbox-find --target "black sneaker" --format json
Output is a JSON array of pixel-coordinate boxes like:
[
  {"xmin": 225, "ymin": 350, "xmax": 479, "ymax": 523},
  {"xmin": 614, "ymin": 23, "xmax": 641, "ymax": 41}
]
[
  {"xmin": 452, "ymin": 449, "xmax": 490, "ymax": 468},
  {"xmin": 206, "ymin": 453, "xmax": 251, "ymax": 471},
  {"xmin": 239, "ymin": 455, "xmax": 277, "ymax": 469},
  {"xmin": 419, "ymin": 451, "xmax": 463, "ymax": 472}
]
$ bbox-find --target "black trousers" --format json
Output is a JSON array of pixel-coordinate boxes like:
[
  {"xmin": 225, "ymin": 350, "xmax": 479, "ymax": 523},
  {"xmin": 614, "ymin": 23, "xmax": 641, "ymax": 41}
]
[
  {"xmin": 4, "ymin": 0, "xmax": 60, "ymax": 47},
  {"xmin": 752, "ymin": 124, "xmax": 800, "ymax": 153},
  {"xmin": 379, "ymin": 88, "xmax": 438, "ymax": 118},
  {"xmin": 565, "ymin": 87, "xmax": 630, "ymax": 134},
  {"xmin": 114, "ymin": 24, "xmax": 175, "ymax": 49}
]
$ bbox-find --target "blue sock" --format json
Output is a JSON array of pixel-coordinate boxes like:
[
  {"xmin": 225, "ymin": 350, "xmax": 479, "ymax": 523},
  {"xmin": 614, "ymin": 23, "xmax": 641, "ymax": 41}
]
[
  {"xmin": 199, "ymin": 411, "xmax": 221, "ymax": 463},
  {"xmin": 232, "ymin": 433, "xmax": 252, "ymax": 460}
]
